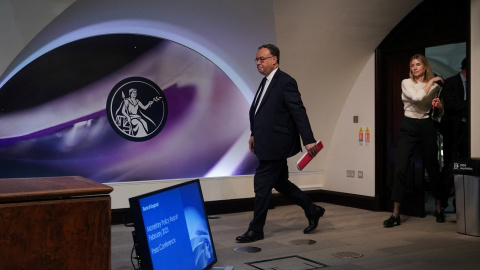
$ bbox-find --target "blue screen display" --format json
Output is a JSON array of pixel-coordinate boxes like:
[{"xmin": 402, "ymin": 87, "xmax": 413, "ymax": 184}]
[{"xmin": 133, "ymin": 180, "xmax": 216, "ymax": 270}]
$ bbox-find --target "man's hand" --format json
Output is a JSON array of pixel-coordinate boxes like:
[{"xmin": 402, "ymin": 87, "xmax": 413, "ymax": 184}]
[
  {"xmin": 305, "ymin": 142, "xmax": 318, "ymax": 157},
  {"xmin": 249, "ymin": 136, "xmax": 255, "ymax": 153}
]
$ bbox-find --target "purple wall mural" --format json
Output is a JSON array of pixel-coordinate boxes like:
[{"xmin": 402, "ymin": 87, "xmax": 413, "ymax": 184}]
[
  {"xmin": 0, "ymin": 0, "xmax": 277, "ymax": 183},
  {"xmin": 0, "ymin": 35, "xmax": 258, "ymax": 182}
]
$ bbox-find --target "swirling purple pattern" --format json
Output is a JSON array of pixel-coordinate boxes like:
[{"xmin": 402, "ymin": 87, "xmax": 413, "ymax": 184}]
[{"xmin": 0, "ymin": 36, "xmax": 257, "ymax": 182}]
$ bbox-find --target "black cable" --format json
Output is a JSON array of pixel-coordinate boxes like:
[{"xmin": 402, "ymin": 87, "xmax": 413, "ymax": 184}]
[{"xmin": 130, "ymin": 243, "xmax": 137, "ymax": 270}]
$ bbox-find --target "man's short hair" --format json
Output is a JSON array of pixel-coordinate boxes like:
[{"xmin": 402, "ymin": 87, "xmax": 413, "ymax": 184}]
[
  {"xmin": 461, "ymin": 58, "xmax": 467, "ymax": 70},
  {"xmin": 258, "ymin": 44, "xmax": 280, "ymax": 64}
]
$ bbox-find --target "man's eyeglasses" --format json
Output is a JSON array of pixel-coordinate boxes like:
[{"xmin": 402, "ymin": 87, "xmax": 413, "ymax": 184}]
[{"xmin": 254, "ymin": 56, "xmax": 274, "ymax": 63}]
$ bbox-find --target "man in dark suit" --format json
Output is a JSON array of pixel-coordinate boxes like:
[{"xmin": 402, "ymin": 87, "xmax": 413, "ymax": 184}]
[
  {"xmin": 236, "ymin": 44, "xmax": 325, "ymax": 243},
  {"xmin": 440, "ymin": 58, "xmax": 469, "ymax": 211}
]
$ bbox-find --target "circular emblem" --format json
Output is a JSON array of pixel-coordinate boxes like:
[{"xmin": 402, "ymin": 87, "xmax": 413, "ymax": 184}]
[{"xmin": 106, "ymin": 77, "xmax": 168, "ymax": 142}]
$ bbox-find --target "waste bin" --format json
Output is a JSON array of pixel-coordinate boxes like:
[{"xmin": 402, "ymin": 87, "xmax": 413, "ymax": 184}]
[{"xmin": 454, "ymin": 158, "xmax": 480, "ymax": 236}]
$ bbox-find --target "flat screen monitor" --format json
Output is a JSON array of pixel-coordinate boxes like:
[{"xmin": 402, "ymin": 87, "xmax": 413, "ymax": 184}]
[{"xmin": 129, "ymin": 179, "xmax": 217, "ymax": 270}]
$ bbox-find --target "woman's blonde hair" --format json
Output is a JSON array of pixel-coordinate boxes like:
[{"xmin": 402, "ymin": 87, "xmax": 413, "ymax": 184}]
[{"xmin": 409, "ymin": 54, "xmax": 434, "ymax": 83}]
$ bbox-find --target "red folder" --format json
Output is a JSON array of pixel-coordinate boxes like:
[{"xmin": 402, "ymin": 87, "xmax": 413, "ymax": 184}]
[{"xmin": 296, "ymin": 141, "xmax": 323, "ymax": 171}]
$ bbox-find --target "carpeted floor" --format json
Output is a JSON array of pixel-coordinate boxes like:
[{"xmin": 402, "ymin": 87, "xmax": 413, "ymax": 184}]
[{"xmin": 112, "ymin": 199, "xmax": 480, "ymax": 270}]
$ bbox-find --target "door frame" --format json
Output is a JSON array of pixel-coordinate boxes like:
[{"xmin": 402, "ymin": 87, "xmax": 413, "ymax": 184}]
[{"xmin": 374, "ymin": 0, "xmax": 470, "ymax": 213}]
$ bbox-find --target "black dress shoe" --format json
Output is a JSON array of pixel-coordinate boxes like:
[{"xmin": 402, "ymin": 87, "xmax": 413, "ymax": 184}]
[
  {"xmin": 383, "ymin": 215, "xmax": 401, "ymax": 227},
  {"xmin": 235, "ymin": 230, "xmax": 264, "ymax": 243},
  {"xmin": 304, "ymin": 205, "xmax": 325, "ymax": 234},
  {"xmin": 434, "ymin": 209, "xmax": 446, "ymax": 223}
]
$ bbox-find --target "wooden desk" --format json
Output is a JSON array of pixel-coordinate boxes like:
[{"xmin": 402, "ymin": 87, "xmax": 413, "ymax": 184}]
[{"xmin": 0, "ymin": 176, "xmax": 113, "ymax": 270}]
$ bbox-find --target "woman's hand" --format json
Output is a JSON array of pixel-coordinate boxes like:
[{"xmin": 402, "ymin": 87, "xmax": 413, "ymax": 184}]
[
  {"xmin": 432, "ymin": 97, "xmax": 443, "ymax": 110},
  {"xmin": 424, "ymin": 76, "xmax": 444, "ymax": 94},
  {"xmin": 431, "ymin": 76, "xmax": 444, "ymax": 85}
]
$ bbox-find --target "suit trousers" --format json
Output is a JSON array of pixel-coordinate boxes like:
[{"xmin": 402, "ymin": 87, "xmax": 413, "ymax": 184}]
[
  {"xmin": 441, "ymin": 118, "xmax": 468, "ymax": 204},
  {"xmin": 248, "ymin": 159, "xmax": 315, "ymax": 232},
  {"xmin": 392, "ymin": 116, "xmax": 443, "ymax": 203}
]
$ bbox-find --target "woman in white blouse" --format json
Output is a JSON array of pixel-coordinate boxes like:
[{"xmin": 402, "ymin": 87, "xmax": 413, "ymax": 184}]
[{"xmin": 384, "ymin": 54, "xmax": 445, "ymax": 227}]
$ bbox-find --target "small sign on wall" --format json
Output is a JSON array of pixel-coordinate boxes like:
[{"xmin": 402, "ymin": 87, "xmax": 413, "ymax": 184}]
[
  {"xmin": 365, "ymin": 127, "xmax": 371, "ymax": 146},
  {"xmin": 358, "ymin": 127, "xmax": 364, "ymax": 146},
  {"xmin": 358, "ymin": 126, "xmax": 371, "ymax": 146}
]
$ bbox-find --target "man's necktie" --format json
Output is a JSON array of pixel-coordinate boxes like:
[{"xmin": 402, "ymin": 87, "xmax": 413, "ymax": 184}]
[{"xmin": 253, "ymin": 77, "xmax": 267, "ymax": 112}]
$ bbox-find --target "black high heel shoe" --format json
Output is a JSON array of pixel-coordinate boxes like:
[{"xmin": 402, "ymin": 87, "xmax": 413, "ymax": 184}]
[
  {"xmin": 434, "ymin": 209, "xmax": 446, "ymax": 223},
  {"xmin": 383, "ymin": 215, "xmax": 401, "ymax": 227}
]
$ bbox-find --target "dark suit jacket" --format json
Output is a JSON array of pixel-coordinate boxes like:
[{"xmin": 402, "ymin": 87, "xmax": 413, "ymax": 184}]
[
  {"xmin": 249, "ymin": 69, "xmax": 316, "ymax": 160},
  {"xmin": 440, "ymin": 72, "xmax": 468, "ymax": 159},
  {"xmin": 441, "ymin": 73, "xmax": 467, "ymax": 121}
]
